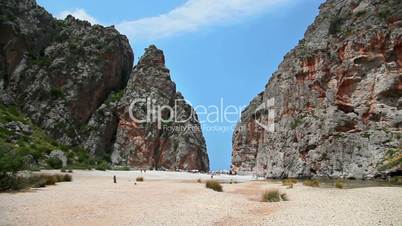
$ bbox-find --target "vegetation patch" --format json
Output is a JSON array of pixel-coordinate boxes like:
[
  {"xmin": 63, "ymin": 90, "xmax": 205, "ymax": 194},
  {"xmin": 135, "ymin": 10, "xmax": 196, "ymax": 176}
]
[
  {"xmin": 378, "ymin": 8, "xmax": 390, "ymax": 21},
  {"xmin": 30, "ymin": 56, "xmax": 51, "ymax": 67},
  {"xmin": 379, "ymin": 148, "xmax": 402, "ymax": 171},
  {"xmin": 0, "ymin": 173, "xmax": 72, "ymax": 192},
  {"xmin": 0, "ymin": 104, "xmax": 102, "ymax": 172},
  {"xmin": 136, "ymin": 176, "xmax": 144, "ymax": 182},
  {"xmin": 205, "ymin": 180, "xmax": 223, "ymax": 192},
  {"xmin": 50, "ymin": 88, "xmax": 64, "ymax": 99},
  {"xmin": 355, "ymin": 10, "xmax": 366, "ymax": 18},
  {"xmin": 335, "ymin": 180, "xmax": 345, "ymax": 189},
  {"xmin": 290, "ymin": 116, "xmax": 305, "ymax": 129},
  {"xmin": 95, "ymin": 160, "xmax": 111, "ymax": 171},
  {"xmin": 108, "ymin": 90, "xmax": 124, "ymax": 103},
  {"xmin": 0, "ymin": 105, "xmax": 67, "ymax": 166},
  {"xmin": 329, "ymin": 16, "xmax": 346, "ymax": 35},
  {"xmin": 261, "ymin": 189, "xmax": 288, "ymax": 202},
  {"xmin": 361, "ymin": 132, "xmax": 370, "ymax": 138},
  {"xmin": 303, "ymin": 179, "xmax": 320, "ymax": 187},
  {"xmin": 112, "ymin": 166, "xmax": 130, "ymax": 171},
  {"xmin": 47, "ymin": 157, "xmax": 63, "ymax": 169},
  {"xmin": 390, "ymin": 176, "xmax": 402, "ymax": 185},
  {"xmin": 282, "ymin": 178, "xmax": 298, "ymax": 187}
]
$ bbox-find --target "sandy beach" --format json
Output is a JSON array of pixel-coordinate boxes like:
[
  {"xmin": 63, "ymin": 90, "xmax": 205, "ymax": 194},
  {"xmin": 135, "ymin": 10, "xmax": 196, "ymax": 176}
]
[{"xmin": 0, "ymin": 170, "xmax": 401, "ymax": 226}]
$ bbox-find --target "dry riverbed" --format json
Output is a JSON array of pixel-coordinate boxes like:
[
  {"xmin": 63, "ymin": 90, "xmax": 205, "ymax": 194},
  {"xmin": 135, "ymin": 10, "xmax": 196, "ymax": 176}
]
[{"xmin": 0, "ymin": 170, "xmax": 401, "ymax": 226}]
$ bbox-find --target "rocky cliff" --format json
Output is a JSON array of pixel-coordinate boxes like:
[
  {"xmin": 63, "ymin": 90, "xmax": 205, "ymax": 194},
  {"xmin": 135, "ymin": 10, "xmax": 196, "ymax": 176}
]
[
  {"xmin": 112, "ymin": 45, "xmax": 209, "ymax": 171},
  {"xmin": 232, "ymin": 0, "xmax": 402, "ymax": 179},
  {"xmin": 0, "ymin": 0, "xmax": 209, "ymax": 171},
  {"xmin": 0, "ymin": 0, "xmax": 133, "ymax": 150}
]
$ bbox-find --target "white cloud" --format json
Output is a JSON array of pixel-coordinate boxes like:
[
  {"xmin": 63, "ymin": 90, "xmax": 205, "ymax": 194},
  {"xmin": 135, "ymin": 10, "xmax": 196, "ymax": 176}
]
[
  {"xmin": 116, "ymin": 0, "xmax": 292, "ymax": 41},
  {"xmin": 56, "ymin": 9, "xmax": 99, "ymax": 25}
]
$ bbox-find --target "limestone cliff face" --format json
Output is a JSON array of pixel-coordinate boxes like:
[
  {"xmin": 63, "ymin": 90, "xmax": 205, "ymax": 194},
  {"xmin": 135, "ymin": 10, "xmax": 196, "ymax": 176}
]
[
  {"xmin": 0, "ymin": 0, "xmax": 209, "ymax": 171},
  {"xmin": 112, "ymin": 46, "xmax": 209, "ymax": 171},
  {"xmin": 232, "ymin": 0, "xmax": 402, "ymax": 179},
  {"xmin": 0, "ymin": 0, "xmax": 133, "ymax": 153}
]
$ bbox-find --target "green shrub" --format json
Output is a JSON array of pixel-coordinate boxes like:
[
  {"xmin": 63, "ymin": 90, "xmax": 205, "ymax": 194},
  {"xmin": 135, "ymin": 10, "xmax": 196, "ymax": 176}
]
[
  {"xmin": 47, "ymin": 157, "xmax": 63, "ymax": 169},
  {"xmin": 0, "ymin": 175, "xmax": 28, "ymax": 192},
  {"xmin": 112, "ymin": 166, "xmax": 130, "ymax": 171},
  {"xmin": 55, "ymin": 174, "xmax": 64, "ymax": 182},
  {"xmin": 262, "ymin": 190, "xmax": 281, "ymax": 202},
  {"xmin": 361, "ymin": 132, "xmax": 370, "ymax": 138},
  {"xmin": 95, "ymin": 160, "xmax": 110, "ymax": 171},
  {"xmin": 380, "ymin": 149, "xmax": 402, "ymax": 171},
  {"xmin": 67, "ymin": 169, "xmax": 73, "ymax": 173},
  {"xmin": 28, "ymin": 174, "xmax": 71, "ymax": 189},
  {"xmin": 378, "ymin": 9, "xmax": 390, "ymax": 20},
  {"xmin": 205, "ymin": 180, "xmax": 222, "ymax": 192},
  {"xmin": 109, "ymin": 90, "xmax": 124, "ymax": 103},
  {"xmin": 72, "ymin": 148, "xmax": 96, "ymax": 168},
  {"xmin": 355, "ymin": 10, "xmax": 366, "ymax": 18},
  {"xmin": 43, "ymin": 175, "xmax": 56, "ymax": 185},
  {"xmin": 50, "ymin": 88, "xmax": 64, "ymax": 99},
  {"xmin": 60, "ymin": 168, "xmax": 66, "ymax": 173},
  {"xmin": 303, "ymin": 179, "xmax": 320, "ymax": 187},
  {"xmin": 0, "ymin": 150, "xmax": 26, "ymax": 174},
  {"xmin": 0, "ymin": 149, "xmax": 28, "ymax": 192},
  {"xmin": 63, "ymin": 174, "xmax": 72, "ymax": 182},
  {"xmin": 136, "ymin": 176, "xmax": 144, "ymax": 182},
  {"xmin": 390, "ymin": 176, "xmax": 402, "ymax": 185},
  {"xmin": 282, "ymin": 178, "xmax": 298, "ymax": 186},
  {"xmin": 290, "ymin": 117, "xmax": 304, "ymax": 129},
  {"xmin": 30, "ymin": 165, "xmax": 41, "ymax": 171},
  {"xmin": 329, "ymin": 17, "xmax": 345, "ymax": 35},
  {"xmin": 31, "ymin": 56, "xmax": 50, "ymax": 67},
  {"xmin": 335, "ymin": 180, "xmax": 345, "ymax": 189},
  {"xmin": 31, "ymin": 176, "xmax": 47, "ymax": 188}
]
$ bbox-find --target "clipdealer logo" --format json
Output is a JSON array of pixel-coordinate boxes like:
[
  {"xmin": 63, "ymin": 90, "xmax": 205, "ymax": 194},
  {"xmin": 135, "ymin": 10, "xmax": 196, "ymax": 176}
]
[{"xmin": 127, "ymin": 97, "xmax": 275, "ymax": 133}]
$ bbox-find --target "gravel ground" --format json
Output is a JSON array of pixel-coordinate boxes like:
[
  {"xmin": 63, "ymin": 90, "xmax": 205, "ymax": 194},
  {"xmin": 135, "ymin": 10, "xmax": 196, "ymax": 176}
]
[{"xmin": 0, "ymin": 170, "xmax": 401, "ymax": 226}]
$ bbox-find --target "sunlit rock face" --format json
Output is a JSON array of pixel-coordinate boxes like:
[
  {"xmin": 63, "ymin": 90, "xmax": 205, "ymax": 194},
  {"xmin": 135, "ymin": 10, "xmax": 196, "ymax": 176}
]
[
  {"xmin": 112, "ymin": 45, "xmax": 209, "ymax": 172},
  {"xmin": 232, "ymin": 0, "xmax": 402, "ymax": 179}
]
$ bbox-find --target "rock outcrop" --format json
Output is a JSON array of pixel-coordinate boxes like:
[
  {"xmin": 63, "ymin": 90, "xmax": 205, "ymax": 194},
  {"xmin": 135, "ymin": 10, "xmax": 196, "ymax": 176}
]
[
  {"xmin": 0, "ymin": 0, "xmax": 133, "ymax": 150},
  {"xmin": 0, "ymin": 0, "xmax": 209, "ymax": 171},
  {"xmin": 232, "ymin": 0, "xmax": 402, "ymax": 179},
  {"xmin": 112, "ymin": 46, "xmax": 209, "ymax": 171}
]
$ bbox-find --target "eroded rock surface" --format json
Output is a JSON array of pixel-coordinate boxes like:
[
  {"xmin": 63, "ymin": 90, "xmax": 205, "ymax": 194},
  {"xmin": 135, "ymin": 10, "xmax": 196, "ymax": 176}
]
[
  {"xmin": 112, "ymin": 46, "xmax": 209, "ymax": 171},
  {"xmin": 0, "ymin": 0, "xmax": 209, "ymax": 171},
  {"xmin": 232, "ymin": 0, "xmax": 402, "ymax": 179},
  {"xmin": 0, "ymin": 0, "xmax": 210, "ymax": 171},
  {"xmin": 0, "ymin": 0, "xmax": 133, "ymax": 150}
]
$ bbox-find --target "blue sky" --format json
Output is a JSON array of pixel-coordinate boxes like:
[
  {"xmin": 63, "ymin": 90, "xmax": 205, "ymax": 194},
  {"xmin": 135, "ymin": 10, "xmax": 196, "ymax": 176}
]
[{"xmin": 37, "ymin": 0, "xmax": 324, "ymax": 170}]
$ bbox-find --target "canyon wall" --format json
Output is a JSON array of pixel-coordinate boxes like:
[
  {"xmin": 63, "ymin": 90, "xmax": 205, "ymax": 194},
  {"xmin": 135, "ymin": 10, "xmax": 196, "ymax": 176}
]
[
  {"xmin": 232, "ymin": 0, "xmax": 401, "ymax": 179},
  {"xmin": 0, "ymin": 0, "xmax": 209, "ymax": 171}
]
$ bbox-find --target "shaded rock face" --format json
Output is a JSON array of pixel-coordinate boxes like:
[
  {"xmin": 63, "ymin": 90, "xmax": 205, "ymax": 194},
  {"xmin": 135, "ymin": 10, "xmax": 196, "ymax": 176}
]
[
  {"xmin": 112, "ymin": 46, "xmax": 209, "ymax": 171},
  {"xmin": 232, "ymin": 0, "xmax": 402, "ymax": 179},
  {"xmin": 0, "ymin": 0, "xmax": 133, "ymax": 152}
]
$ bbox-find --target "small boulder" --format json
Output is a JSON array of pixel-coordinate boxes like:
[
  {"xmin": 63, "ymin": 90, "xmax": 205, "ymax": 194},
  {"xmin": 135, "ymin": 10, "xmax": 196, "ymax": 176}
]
[{"xmin": 49, "ymin": 150, "xmax": 67, "ymax": 167}]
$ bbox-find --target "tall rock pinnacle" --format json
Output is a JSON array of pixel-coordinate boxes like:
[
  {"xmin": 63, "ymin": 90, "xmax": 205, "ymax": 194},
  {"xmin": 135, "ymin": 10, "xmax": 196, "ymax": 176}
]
[{"xmin": 112, "ymin": 45, "xmax": 210, "ymax": 171}]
